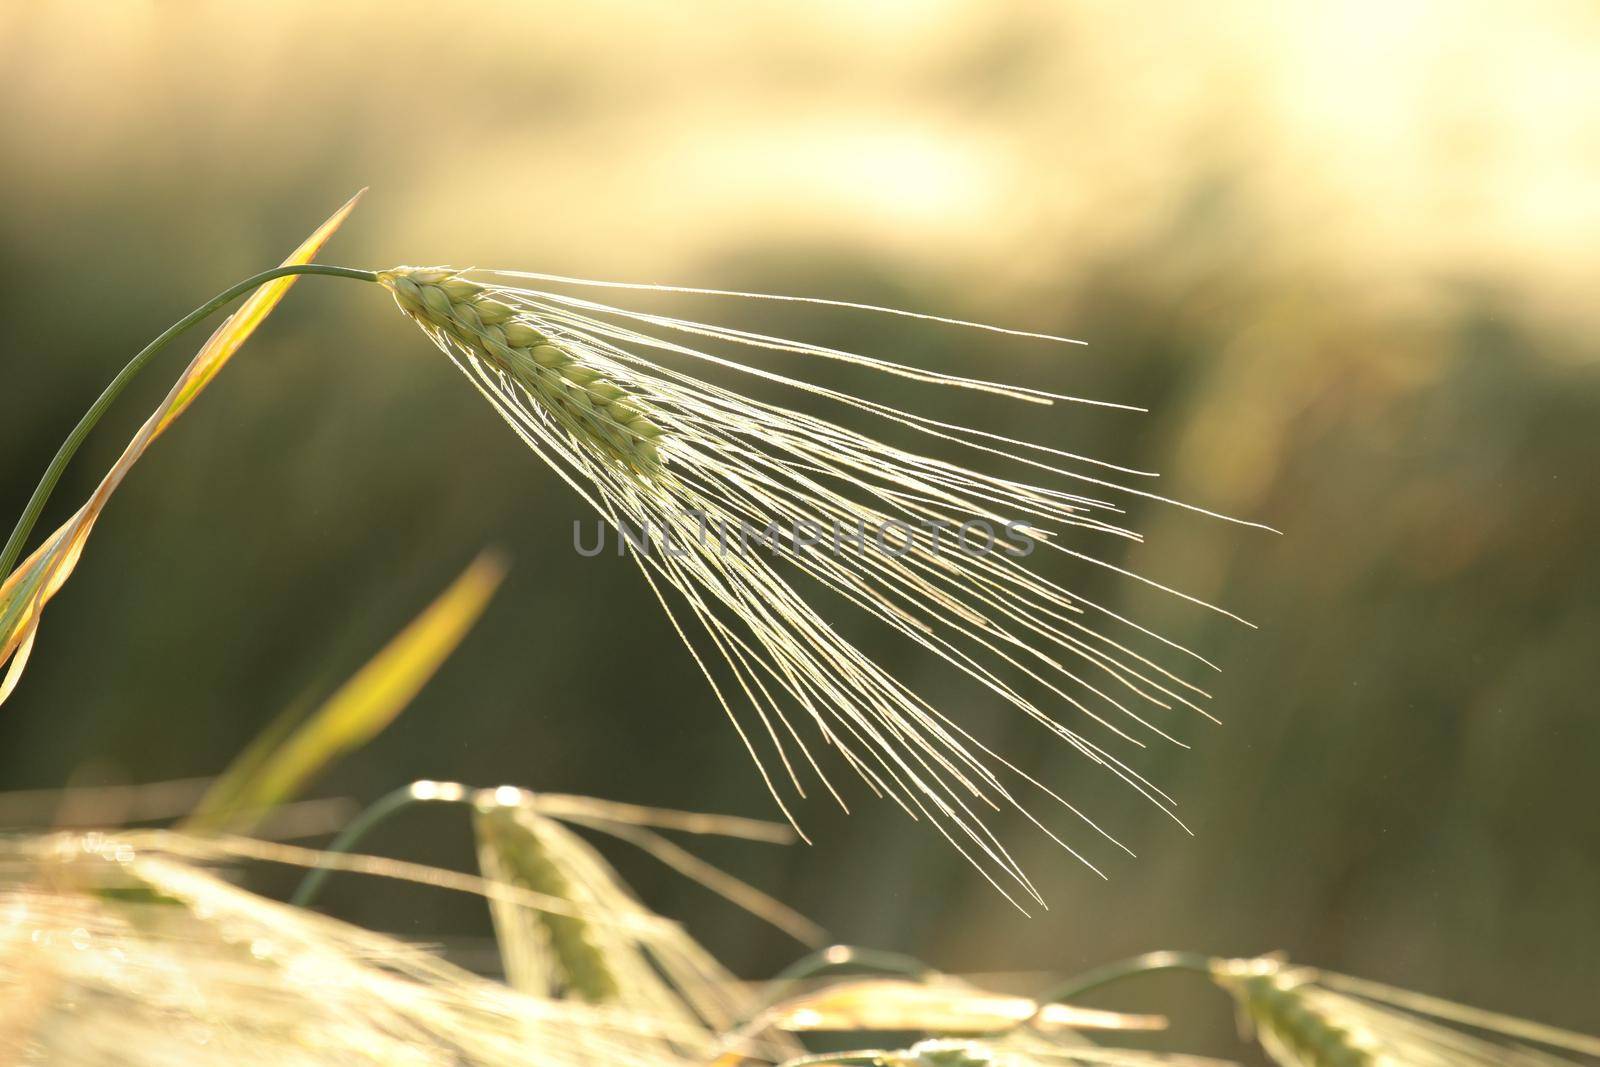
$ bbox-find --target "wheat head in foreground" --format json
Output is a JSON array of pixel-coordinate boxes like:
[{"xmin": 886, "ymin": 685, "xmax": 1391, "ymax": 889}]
[{"xmin": 376, "ymin": 265, "xmax": 1265, "ymax": 905}]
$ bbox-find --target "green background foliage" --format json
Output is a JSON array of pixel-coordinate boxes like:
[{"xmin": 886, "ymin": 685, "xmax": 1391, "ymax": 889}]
[{"xmin": 1, "ymin": 3, "xmax": 1595, "ymax": 1059}]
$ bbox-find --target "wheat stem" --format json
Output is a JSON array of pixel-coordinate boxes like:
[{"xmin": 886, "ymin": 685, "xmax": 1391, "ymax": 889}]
[
  {"xmin": 0, "ymin": 263, "xmax": 377, "ymax": 580},
  {"xmin": 1034, "ymin": 951, "xmax": 1217, "ymax": 1004},
  {"xmin": 768, "ymin": 944, "xmax": 936, "ymax": 988},
  {"xmin": 289, "ymin": 780, "xmax": 467, "ymax": 907}
]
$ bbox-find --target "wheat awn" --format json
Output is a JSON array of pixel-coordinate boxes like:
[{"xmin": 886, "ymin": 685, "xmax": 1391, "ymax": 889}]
[{"xmin": 376, "ymin": 265, "xmax": 1267, "ymax": 906}]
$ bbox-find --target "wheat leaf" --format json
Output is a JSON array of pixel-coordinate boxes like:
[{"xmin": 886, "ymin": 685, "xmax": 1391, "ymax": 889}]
[
  {"xmin": 186, "ymin": 550, "xmax": 507, "ymax": 833},
  {"xmin": 0, "ymin": 191, "xmax": 365, "ymax": 707}
]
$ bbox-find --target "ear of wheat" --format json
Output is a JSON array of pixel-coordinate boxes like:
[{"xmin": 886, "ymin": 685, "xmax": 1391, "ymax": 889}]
[
  {"xmin": 1217, "ymin": 963, "xmax": 1391, "ymax": 1067},
  {"xmin": 1212, "ymin": 957, "xmax": 1600, "ymax": 1067},
  {"xmin": 468, "ymin": 787, "xmax": 808, "ymax": 1064},
  {"xmin": 474, "ymin": 798, "xmax": 623, "ymax": 1006},
  {"xmin": 377, "ymin": 265, "xmax": 1265, "ymax": 906}
]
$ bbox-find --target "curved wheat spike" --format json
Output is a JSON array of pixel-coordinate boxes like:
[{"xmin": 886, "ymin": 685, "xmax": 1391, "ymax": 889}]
[
  {"xmin": 1213, "ymin": 956, "xmax": 1600, "ymax": 1067},
  {"xmin": 378, "ymin": 266, "xmax": 1264, "ymax": 901}
]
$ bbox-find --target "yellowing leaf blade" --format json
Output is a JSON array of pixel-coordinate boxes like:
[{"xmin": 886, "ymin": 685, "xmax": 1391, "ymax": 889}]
[
  {"xmin": 0, "ymin": 191, "xmax": 364, "ymax": 708},
  {"xmin": 160, "ymin": 190, "xmax": 365, "ymax": 432},
  {"xmin": 186, "ymin": 550, "xmax": 508, "ymax": 833}
]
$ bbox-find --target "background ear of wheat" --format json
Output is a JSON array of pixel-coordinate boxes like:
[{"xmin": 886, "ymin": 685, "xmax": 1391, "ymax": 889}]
[{"xmin": 6, "ymin": 819, "xmax": 1595, "ymax": 1067}]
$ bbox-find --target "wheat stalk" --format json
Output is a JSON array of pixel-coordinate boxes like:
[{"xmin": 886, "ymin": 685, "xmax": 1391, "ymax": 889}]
[{"xmin": 377, "ymin": 264, "xmax": 1265, "ymax": 906}]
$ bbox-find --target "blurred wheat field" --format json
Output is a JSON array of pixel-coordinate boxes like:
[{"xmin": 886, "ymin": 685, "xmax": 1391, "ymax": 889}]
[
  {"xmin": 1, "ymin": 3, "xmax": 1597, "ymax": 1063},
  {"xmin": 6, "ymin": 820, "xmax": 1595, "ymax": 1066}
]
